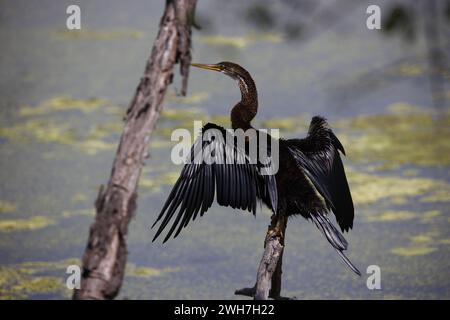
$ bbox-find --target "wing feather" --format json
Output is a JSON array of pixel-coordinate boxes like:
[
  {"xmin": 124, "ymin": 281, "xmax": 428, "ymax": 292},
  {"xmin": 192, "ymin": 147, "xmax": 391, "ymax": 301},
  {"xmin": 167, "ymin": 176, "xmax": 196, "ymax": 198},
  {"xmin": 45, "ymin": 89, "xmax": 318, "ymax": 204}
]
[
  {"xmin": 286, "ymin": 116, "xmax": 354, "ymax": 232},
  {"xmin": 152, "ymin": 123, "xmax": 278, "ymax": 242}
]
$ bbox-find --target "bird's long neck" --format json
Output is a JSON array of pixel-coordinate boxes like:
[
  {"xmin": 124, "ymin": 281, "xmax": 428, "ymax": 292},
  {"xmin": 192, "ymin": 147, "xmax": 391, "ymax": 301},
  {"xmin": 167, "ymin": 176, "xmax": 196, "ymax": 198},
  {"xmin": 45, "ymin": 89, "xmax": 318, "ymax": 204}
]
[{"xmin": 231, "ymin": 72, "xmax": 258, "ymax": 130}]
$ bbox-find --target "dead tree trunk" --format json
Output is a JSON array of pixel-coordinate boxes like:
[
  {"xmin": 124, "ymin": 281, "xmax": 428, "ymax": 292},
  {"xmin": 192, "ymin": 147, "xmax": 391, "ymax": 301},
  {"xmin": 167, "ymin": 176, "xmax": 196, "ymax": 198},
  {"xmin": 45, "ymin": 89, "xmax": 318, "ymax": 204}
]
[
  {"xmin": 73, "ymin": 0, "xmax": 198, "ymax": 300},
  {"xmin": 235, "ymin": 214, "xmax": 289, "ymax": 300}
]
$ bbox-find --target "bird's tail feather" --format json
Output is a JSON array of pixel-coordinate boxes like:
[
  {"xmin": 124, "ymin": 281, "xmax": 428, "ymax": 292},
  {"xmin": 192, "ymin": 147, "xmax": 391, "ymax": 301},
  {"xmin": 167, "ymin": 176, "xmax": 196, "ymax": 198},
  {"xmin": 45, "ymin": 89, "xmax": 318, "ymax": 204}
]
[
  {"xmin": 335, "ymin": 247, "xmax": 361, "ymax": 276},
  {"xmin": 310, "ymin": 211, "xmax": 361, "ymax": 276}
]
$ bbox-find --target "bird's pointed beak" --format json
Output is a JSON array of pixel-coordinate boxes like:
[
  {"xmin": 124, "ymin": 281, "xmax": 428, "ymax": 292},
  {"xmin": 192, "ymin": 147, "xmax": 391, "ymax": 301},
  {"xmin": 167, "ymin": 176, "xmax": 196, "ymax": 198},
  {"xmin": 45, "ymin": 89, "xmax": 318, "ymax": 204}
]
[{"xmin": 191, "ymin": 63, "xmax": 222, "ymax": 72}]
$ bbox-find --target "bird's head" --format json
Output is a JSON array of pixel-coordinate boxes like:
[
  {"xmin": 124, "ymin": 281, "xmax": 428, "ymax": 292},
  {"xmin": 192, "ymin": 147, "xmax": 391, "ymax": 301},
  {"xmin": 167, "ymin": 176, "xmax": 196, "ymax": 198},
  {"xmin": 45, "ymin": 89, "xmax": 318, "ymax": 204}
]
[{"xmin": 191, "ymin": 61, "xmax": 250, "ymax": 81}]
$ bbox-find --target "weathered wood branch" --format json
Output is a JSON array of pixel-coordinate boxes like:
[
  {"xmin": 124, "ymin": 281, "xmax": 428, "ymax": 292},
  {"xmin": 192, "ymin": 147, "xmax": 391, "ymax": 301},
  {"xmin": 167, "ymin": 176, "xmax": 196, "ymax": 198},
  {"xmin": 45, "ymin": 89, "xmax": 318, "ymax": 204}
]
[
  {"xmin": 73, "ymin": 0, "xmax": 198, "ymax": 300},
  {"xmin": 235, "ymin": 214, "xmax": 289, "ymax": 300}
]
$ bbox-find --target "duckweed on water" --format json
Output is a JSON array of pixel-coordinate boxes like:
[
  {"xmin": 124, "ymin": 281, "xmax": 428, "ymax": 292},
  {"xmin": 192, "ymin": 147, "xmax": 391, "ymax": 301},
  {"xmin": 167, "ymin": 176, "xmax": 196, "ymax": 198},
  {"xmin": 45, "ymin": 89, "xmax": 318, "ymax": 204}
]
[
  {"xmin": 390, "ymin": 230, "xmax": 449, "ymax": 257},
  {"xmin": 61, "ymin": 208, "xmax": 95, "ymax": 218},
  {"xmin": 167, "ymin": 92, "xmax": 209, "ymax": 105},
  {"xmin": 0, "ymin": 201, "xmax": 17, "ymax": 214},
  {"xmin": 347, "ymin": 170, "xmax": 449, "ymax": 206},
  {"xmin": 365, "ymin": 210, "xmax": 442, "ymax": 223},
  {"xmin": 0, "ymin": 118, "xmax": 116, "ymax": 155},
  {"xmin": 139, "ymin": 172, "xmax": 180, "ymax": 192},
  {"xmin": 420, "ymin": 190, "xmax": 450, "ymax": 203},
  {"xmin": 336, "ymin": 104, "xmax": 450, "ymax": 168},
  {"xmin": 198, "ymin": 32, "xmax": 282, "ymax": 49},
  {"xmin": 53, "ymin": 29, "xmax": 144, "ymax": 41},
  {"xmin": 367, "ymin": 211, "xmax": 417, "ymax": 222},
  {"xmin": 19, "ymin": 96, "xmax": 109, "ymax": 116},
  {"xmin": 260, "ymin": 114, "xmax": 309, "ymax": 133},
  {"xmin": 0, "ymin": 216, "xmax": 56, "ymax": 232},
  {"xmin": 0, "ymin": 258, "xmax": 178, "ymax": 299},
  {"xmin": 391, "ymin": 246, "xmax": 437, "ymax": 257},
  {"xmin": 0, "ymin": 259, "xmax": 79, "ymax": 299},
  {"xmin": 386, "ymin": 63, "xmax": 426, "ymax": 77},
  {"xmin": 126, "ymin": 263, "xmax": 179, "ymax": 278},
  {"xmin": 70, "ymin": 193, "xmax": 88, "ymax": 204}
]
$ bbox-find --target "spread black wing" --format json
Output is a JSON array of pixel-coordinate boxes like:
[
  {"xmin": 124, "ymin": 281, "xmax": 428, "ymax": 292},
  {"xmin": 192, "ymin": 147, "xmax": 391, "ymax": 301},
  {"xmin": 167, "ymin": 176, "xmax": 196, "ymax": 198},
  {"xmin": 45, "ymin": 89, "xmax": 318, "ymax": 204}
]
[
  {"xmin": 286, "ymin": 116, "xmax": 359, "ymax": 275},
  {"xmin": 286, "ymin": 116, "xmax": 354, "ymax": 232},
  {"xmin": 152, "ymin": 123, "xmax": 278, "ymax": 243}
]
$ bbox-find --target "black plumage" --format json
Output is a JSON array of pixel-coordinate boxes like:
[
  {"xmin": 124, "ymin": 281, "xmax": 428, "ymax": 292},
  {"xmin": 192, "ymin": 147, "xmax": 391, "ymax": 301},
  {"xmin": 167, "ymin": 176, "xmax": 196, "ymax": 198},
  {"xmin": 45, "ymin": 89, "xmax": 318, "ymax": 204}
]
[{"xmin": 152, "ymin": 62, "xmax": 360, "ymax": 276}]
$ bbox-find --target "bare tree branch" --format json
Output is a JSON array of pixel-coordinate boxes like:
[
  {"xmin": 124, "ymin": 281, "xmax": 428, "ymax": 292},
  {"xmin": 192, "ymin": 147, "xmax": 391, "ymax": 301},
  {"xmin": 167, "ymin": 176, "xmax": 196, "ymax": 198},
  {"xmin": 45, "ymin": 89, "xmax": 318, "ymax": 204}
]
[
  {"xmin": 73, "ymin": 0, "xmax": 198, "ymax": 300},
  {"xmin": 235, "ymin": 214, "xmax": 290, "ymax": 300}
]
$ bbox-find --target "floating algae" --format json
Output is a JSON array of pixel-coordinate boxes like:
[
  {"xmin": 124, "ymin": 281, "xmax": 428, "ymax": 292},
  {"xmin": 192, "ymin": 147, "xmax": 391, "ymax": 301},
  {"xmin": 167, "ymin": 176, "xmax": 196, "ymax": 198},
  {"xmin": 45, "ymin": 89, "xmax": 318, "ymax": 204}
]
[
  {"xmin": 166, "ymin": 92, "xmax": 210, "ymax": 105},
  {"xmin": 139, "ymin": 172, "xmax": 180, "ymax": 192},
  {"xmin": 0, "ymin": 116, "xmax": 116, "ymax": 155},
  {"xmin": 420, "ymin": 210, "xmax": 441, "ymax": 223},
  {"xmin": 390, "ymin": 230, "xmax": 450, "ymax": 257},
  {"xmin": 126, "ymin": 263, "xmax": 179, "ymax": 278},
  {"xmin": 70, "ymin": 193, "xmax": 88, "ymax": 204},
  {"xmin": 19, "ymin": 96, "xmax": 109, "ymax": 116},
  {"xmin": 260, "ymin": 114, "xmax": 309, "ymax": 133},
  {"xmin": 336, "ymin": 104, "xmax": 450, "ymax": 168},
  {"xmin": 367, "ymin": 210, "xmax": 418, "ymax": 222},
  {"xmin": 0, "ymin": 216, "xmax": 56, "ymax": 232},
  {"xmin": 0, "ymin": 201, "xmax": 17, "ymax": 214},
  {"xmin": 198, "ymin": 32, "xmax": 282, "ymax": 49},
  {"xmin": 61, "ymin": 208, "xmax": 95, "ymax": 219},
  {"xmin": 391, "ymin": 246, "xmax": 437, "ymax": 257},
  {"xmin": 347, "ymin": 170, "xmax": 449, "ymax": 206},
  {"xmin": 0, "ymin": 257, "xmax": 178, "ymax": 299},
  {"xmin": 53, "ymin": 29, "xmax": 144, "ymax": 41},
  {"xmin": 0, "ymin": 258, "xmax": 79, "ymax": 299},
  {"xmin": 421, "ymin": 190, "xmax": 450, "ymax": 203},
  {"xmin": 385, "ymin": 63, "xmax": 426, "ymax": 77}
]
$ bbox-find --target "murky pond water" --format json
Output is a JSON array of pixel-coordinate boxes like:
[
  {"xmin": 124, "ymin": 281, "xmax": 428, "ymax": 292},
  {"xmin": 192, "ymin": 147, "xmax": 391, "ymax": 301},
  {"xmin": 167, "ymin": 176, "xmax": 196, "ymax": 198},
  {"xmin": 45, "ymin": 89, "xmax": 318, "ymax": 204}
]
[{"xmin": 0, "ymin": 0, "xmax": 449, "ymax": 299}]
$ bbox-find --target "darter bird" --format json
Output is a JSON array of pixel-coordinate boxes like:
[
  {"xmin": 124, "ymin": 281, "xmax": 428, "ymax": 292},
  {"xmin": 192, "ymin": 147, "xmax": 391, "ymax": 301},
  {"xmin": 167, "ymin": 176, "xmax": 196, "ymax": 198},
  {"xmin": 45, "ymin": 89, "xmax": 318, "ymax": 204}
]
[{"xmin": 152, "ymin": 61, "xmax": 360, "ymax": 276}]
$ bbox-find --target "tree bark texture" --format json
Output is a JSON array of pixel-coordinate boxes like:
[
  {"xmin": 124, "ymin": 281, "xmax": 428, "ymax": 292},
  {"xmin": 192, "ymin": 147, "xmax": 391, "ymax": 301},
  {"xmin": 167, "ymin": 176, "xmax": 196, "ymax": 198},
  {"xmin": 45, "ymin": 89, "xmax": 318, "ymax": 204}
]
[
  {"xmin": 73, "ymin": 0, "xmax": 197, "ymax": 300},
  {"xmin": 235, "ymin": 214, "xmax": 288, "ymax": 300}
]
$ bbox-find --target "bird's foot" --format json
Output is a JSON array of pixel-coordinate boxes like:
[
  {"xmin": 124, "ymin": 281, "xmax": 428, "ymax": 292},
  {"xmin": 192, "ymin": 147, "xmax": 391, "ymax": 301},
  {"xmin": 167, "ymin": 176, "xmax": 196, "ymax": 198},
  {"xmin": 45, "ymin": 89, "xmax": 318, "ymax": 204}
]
[{"xmin": 266, "ymin": 227, "xmax": 284, "ymax": 243}]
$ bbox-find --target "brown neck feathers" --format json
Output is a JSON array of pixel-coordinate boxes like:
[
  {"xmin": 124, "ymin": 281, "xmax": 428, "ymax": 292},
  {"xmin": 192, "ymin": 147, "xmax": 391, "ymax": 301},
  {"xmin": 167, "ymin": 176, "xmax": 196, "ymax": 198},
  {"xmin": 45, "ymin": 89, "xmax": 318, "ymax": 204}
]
[{"xmin": 231, "ymin": 72, "xmax": 258, "ymax": 130}]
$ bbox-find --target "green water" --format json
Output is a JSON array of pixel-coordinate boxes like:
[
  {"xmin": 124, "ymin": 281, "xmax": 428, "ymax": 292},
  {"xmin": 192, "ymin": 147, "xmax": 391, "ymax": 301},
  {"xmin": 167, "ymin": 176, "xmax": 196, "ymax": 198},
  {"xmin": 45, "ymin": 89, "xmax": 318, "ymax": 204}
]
[{"xmin": 0, "ymin": 0, "xmax": 449, "ymax": 299}]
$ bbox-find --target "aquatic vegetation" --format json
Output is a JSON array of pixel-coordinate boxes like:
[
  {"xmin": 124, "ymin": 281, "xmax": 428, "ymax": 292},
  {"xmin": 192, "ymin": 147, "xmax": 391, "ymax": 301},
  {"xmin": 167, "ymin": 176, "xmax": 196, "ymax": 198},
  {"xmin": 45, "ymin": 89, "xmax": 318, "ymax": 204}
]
[
  {"xmin": 71, "ymin": 193, "xmax": 88, "ymax": 204},
  {"xmin": 0, "ymin": 201, "xmax": 17, "ymax": 214},
  {"xmin": 420, "ymin": 190, "xmax": 450, "ymax": 203},
  {"xmin": 386, "ymin": 63, "xmax": 426, "ymax": 77},
  {"xmin": 139, "ymin": 172, "xmax": 180, "ymax": 192},
  {"xmin": 126, "ymin": 263, "xmax": 179, "ymax": 278},
  {"xmin": 198, "ymin": 32, "xmax": 282, "ymax": 49},
  {"xmin": 347, "ymin": 170, "xmax": 448, "ymax": 206},
  {"xmin": 0, "ymin": 258, "xmax": 78, "ymax": 299},
  {"xmin": 0, "ymin": 118, "xmax": 76, "ymax": 145},
  {"xmin": 53, "ymin": 29, "xmax": 144, "ymax": 41},
  {"xmin": 0, "ymin": 258, "xmax": 178, "ymax": 299},
  {"xmin": 420, "ymin": 210, "xmax": 441, "ymax": 223},
  {"xmin": 409, "ymin": 233, "xmax": 437, "ymax": 244},
  {"xmin": 167, "ymin": 92, "xmax": 209, "ymax": 105},
  {"xmin": 365, "ymin": 210, "xmax": 442, "ymax": 223},
  {"xmin": 19, "ymin": 96, "xmax": 109, "ymax": 116},
  {"xmin": 391, "ymin": 230, "xmax": 449, "ymax": 258},
  {"xmin": 336, "ymin": 104, "xmax": 450, "ymax": 167},
  {"xmin": 0, "ymin": 117, "xmax": 116, "ymax": 155},
  {"xmin": 0, "ymin": 216, "xmax": 56, "ymax": 232},
  {"xmin": 61, "ymin": 209, "xmax": 95, "ymax": 218},
  {"xmin": 367, "ymin": 210, "xmax": 417, "ymax": 222},
  {"xmin": 260, "ymin": 114, "xmax": 309, "ymax": 133},
  {"xmin": 391, "ymin": 246, "xmax": 437, "ymax": 257}
]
